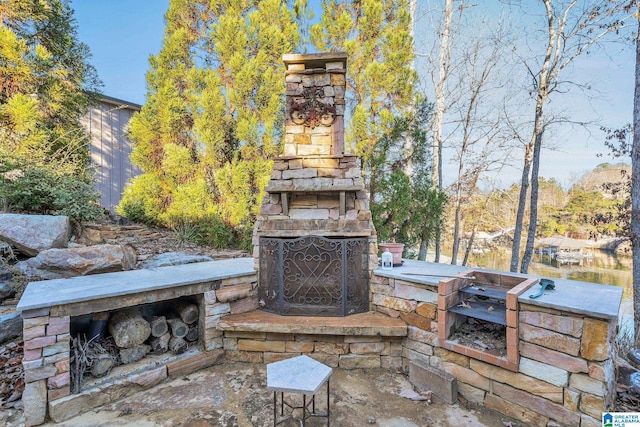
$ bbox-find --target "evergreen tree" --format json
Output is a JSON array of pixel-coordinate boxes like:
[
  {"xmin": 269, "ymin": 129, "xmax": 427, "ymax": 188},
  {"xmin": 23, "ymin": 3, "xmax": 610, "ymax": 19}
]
[
  {"xmin": 310, "ymin": 0, "xmax": 444, "ymax": 258},
  {"xmin": 309, "ymin": 0, "xmax": 417, "ymax": 199},
  {"xmin": 0, "ymin": 0, "xmax": 102, "ymax": 221},
  {"xmin": 120, "ymin": 0, "xmax": 304, "ymax": 247}
]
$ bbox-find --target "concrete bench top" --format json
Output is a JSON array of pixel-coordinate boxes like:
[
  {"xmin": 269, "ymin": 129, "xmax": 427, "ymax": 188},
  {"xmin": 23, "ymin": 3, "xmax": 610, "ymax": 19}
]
[
  {"xmin": 17, "ymin": 258, "xmax": 256, "ymax": 312},
  {"xmin": 375, "ymin": 259, "xmax": 623, "ymax": 320}
]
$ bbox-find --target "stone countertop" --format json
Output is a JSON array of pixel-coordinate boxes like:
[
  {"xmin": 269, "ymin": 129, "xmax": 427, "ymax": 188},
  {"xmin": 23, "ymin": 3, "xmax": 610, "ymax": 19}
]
[
  {"xmin": 17, "ymin": 258, "xmax": 256, "ymax": 312},
  {"xmin": 374, "ymin": 259, "xmax": 623, "ymax": 320}
]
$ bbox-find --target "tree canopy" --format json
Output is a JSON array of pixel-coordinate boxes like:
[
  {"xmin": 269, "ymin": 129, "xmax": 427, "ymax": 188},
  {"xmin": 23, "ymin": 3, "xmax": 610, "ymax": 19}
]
[
  {"xmin": 0, "ymin": 0, "xmax": 102, "ymax": 222},
  {"xmin": 118, "ymin": 0, "xmax": 446, "ymax": 253},
  {"xmin": 119, "ymin": 0, "xmax": 304, "ymax": 247}
]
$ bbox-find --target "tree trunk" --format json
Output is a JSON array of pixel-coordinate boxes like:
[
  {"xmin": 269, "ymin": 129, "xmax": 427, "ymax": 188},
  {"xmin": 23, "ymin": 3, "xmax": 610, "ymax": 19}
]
[
  {"xmin": 632, "ymin": 6, "xmax": 640, "ymax": 348},
  {"xmin": 521, "ymin": 128, "xmax": 544, "ymax": 273},
  {"xmin": 418, "ymin": 238, "xmax": 429, "ymax": 261},
  {"xmin": 108, "ymin": 309, "xmax": 151, "ymax": 349},
  {"xmin": 175, "ymin": 301, "xmax": 199, "ymax": 324},
  {"xmin": 432, "ymin": 0, "xmax": 453, "ymax": 263},
  {"xmin": 510, "ymin": 148, "xmax": 531, "ymax": 272},
  {"xmin": 451, "ymin": 198, "xmax": 463, "ymax": 265},
  {"xmin": 462, "ymin": 229, "xmax": 476, "ymax": 267}
]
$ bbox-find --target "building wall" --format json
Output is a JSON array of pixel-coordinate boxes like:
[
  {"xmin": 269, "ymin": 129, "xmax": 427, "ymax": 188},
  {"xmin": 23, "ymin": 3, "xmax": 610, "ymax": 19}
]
[{"xmin": 80, "ymin": 96, "xmax": 141, "ymax": 213}]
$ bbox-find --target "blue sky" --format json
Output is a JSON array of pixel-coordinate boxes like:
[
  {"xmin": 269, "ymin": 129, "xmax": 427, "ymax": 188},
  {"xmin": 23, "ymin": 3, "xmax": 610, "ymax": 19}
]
[
  {"xmin": 72, "ymin": 0, "xmax": 168, "ymax": 105},
  {"xmin": 70, "ymin": 1, "xmax": 635, "ymax": 189}
]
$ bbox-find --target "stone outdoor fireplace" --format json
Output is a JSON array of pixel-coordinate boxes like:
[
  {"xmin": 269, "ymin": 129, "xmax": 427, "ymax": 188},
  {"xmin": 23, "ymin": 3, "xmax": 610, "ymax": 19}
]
[{"xmin": 253, "ymin": 52, "xmax": 377, "ymax": 317}]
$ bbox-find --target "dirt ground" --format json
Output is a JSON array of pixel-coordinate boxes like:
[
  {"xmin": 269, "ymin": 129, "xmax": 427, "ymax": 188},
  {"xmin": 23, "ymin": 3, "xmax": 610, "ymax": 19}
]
[{"xmin": 2, "ymin": 360, "xmax": 518, "ymax": 427}]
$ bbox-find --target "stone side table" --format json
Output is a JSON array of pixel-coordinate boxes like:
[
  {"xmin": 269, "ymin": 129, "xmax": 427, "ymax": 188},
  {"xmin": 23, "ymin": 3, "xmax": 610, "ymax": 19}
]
[{"xmin": 266, "ymin": 355, "xmax": 332, "ymax": 426}]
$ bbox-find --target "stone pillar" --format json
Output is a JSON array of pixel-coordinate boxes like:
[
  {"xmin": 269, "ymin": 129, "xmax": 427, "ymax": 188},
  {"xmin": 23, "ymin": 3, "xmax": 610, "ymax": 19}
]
[
  {"xmin": 283, "ymin": 53, "xmax": 347, "ymax": 156},
  {"xmin": 21, "ymin": 308, "xmax": 71, "ymax": 426}
]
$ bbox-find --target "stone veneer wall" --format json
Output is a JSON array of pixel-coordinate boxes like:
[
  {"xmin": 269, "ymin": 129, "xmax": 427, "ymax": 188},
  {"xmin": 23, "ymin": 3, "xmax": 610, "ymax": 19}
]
[
  {"xmin": 370, "ymin": 273, "xmax": 617, "ymax": 427},
  {"xmin": 21, "ymin": 273, "xmax": 257, "ymax": 426},
  {"xmin": 21, "ymin": 266, "xmax": 618, "ymax": 427},
  {"xmin": 222, "ymin": 332, "xmax": 403, "ymax": 370}
]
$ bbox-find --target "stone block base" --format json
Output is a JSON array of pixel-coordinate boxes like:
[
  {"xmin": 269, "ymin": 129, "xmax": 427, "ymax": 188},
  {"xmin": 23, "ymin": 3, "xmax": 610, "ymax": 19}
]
[{"xmin": 409, "ymin": 360, "xmax": 457, "ymax": 404}]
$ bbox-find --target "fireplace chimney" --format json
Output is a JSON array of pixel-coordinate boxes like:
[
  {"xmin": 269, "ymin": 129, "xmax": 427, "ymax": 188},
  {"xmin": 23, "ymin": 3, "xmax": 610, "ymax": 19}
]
[{"xmin": 252, "ymin": 53, "xmax": 378, "ymax": 316}]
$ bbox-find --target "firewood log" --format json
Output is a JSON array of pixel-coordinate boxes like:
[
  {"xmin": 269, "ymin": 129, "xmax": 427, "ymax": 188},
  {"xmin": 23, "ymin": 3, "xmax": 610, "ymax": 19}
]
[
  {"xmin": 166, "ymin": 315, "xmax": 188, "ymax": 338},
  {"xmin": 90, "ymin": 354, "xmax": 116, "ymax": 377},
  {"xmin": 185, "ymin": 324, "xmax": 198, "ymax": 342},
  {"xmin": 149, "ymin": 316, "xmax": 168, "ymax": 337},
  {"xmin": 119, "ymin": 344, "xmax": 150, "ymax": 364},
  {"xmin": 108, "ymin": 309, "xmax": 151, "ymax": 348},
  {"xmin": 169, "ymin": 336, "xmax": 187, "ymax": 354},
  {"xmin": 175, "ymin": 301, "xmax": 199, "ymax": 324},
  {"xmin": 87, "ymin": 312, "xmax": 110, "ymax": 341},
  {"xmin": 149, "ymin": 332, "xmax": 170, "ymax": 354}
]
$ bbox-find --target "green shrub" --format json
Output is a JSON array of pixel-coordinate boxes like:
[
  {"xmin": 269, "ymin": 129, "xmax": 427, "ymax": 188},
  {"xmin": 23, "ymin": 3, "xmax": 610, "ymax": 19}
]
[
  {"xmin": 116, "ymin": 174, "xmax": 164, "ymax": 225},
  {"xmin": 1, "ymin": 166, "xmax": 103, "ymax": 222},
  {"xmin": 193, "ymin": 214, "xmax": 235, "ymax": 249}
]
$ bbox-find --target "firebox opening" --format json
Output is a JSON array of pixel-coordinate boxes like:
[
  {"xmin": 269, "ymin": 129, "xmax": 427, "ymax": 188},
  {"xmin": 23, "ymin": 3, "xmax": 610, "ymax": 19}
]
[
  {"xmin": 70, "ymin": 295, "xmax": 203, "ymax": 393},
  {"xmin": 438, "ymin": 271, "xmax": 535, "ymax": 371},
  {"xmin": 447, "ymin": 316, "xmax": 507, "ymax": 357},
  {"xmin": 259, "ymin": 235, "xmax": 369, "ymax": 317}
]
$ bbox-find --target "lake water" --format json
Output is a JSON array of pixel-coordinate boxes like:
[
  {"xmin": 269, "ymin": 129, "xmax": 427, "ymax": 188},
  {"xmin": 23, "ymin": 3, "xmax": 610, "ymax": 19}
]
[{"xmin": 467, "ymin": 249, "xmax": 633, "ymax": 326}]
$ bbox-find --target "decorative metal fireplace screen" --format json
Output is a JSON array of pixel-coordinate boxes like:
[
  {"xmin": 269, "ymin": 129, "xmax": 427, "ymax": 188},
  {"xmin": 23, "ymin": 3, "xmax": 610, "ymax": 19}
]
[{"xmin": 259, "ymin": 236, "xmax": 369, "ymax": 316}]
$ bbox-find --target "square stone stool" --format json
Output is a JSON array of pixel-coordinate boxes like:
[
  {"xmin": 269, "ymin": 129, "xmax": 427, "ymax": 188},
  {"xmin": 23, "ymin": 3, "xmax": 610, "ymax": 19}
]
[{"xmin": 266, "ymin": 355, "xmax": 332, "ymax": 426}]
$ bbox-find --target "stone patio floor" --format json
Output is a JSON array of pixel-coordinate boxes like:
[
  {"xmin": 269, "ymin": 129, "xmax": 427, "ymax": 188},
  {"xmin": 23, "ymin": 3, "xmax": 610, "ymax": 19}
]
[{"xmin": 1, "ymin": 360, "xmax": 519, "ymax": 427}]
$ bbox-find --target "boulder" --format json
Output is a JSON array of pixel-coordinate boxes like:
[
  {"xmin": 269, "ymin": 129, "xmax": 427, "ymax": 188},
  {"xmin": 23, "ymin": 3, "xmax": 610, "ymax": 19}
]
[
  {"xmin": 142, "ymin": 252, "xmax": 214, "ymax": 269},
  {"xmin": 15, "ymin": 244, "xmax": 137, "ymax": 279},
  {"xmin": 0, "ymin": 283, "xmax": 15, "ymax": 303},
  {"xmin": 0, "ymin": 312, "xmax": 22, "ymax": 344},
  {"xmin": 0, "ymin": 266, "xmax": 12, "ymax": 282},
  {"xmin": 0, "ymin": 214, "xmax": 70, "ymax": 256}
]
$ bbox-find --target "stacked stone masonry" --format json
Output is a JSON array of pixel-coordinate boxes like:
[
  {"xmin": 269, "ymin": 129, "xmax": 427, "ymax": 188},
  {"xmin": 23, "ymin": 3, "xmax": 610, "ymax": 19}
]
[
  {"xmin": 371, "ymin": 273, "xmax": 617, "ymax": 427},
  {"xmin": 22, "ymin": 309, "xmax": 71, "ymax": 426},
  {"xmin": 222, "ymin": 332, "xmax": 403, "ymax": 370},
  {"xmin": 253, "ymin": 154, "xmax": 378, "ymax": 275},
  {"xmin": 283, "ymin": 53, "xmax": 346, "ymax": 156},
  {"xmin": 20, "ymin": 273, "xmax": 256, "ymax": 426}
]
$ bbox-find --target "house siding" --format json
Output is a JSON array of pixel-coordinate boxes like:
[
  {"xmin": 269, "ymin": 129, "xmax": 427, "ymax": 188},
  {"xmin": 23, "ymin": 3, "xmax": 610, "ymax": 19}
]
[{"xmin": 80, "ymin": 97, "xmax": 141, "ymax": 213}]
